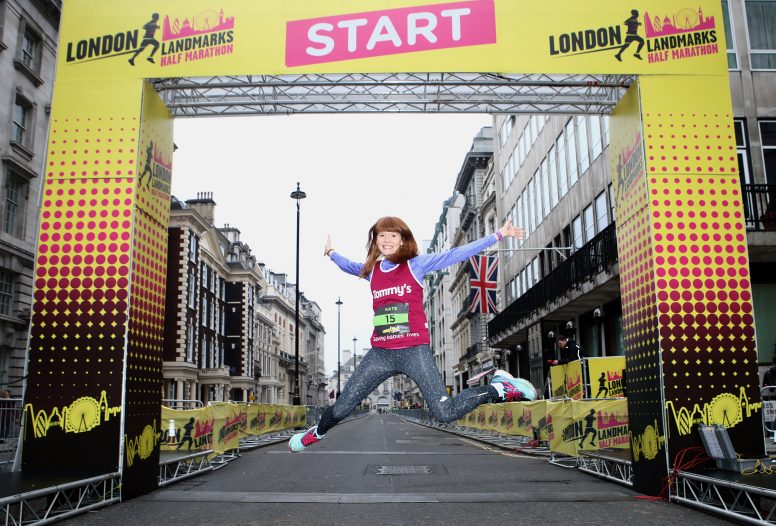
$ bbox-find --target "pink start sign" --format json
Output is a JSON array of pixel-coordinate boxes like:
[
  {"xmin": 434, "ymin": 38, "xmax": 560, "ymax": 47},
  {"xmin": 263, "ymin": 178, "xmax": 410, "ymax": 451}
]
[{"xmin": 285, "ymin": 0, "xmax": 497, "ymax": 67}]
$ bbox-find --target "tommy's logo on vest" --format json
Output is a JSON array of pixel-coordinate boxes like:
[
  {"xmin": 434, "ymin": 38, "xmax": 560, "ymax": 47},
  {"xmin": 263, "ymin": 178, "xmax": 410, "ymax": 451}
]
[
  {"xmin": 65, "ymin": 9, "xmax": 235, "ymax": 67},
  {"xmin": 372, "ymin": 283, "xmax": 412, "ymax": 299},
  {"xmin": 548, "ymin": 6, "xmax": 719, "ymax": 64}
]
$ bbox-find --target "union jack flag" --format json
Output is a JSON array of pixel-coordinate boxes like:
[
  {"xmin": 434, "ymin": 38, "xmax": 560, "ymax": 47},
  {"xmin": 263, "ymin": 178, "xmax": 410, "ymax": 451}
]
[{"xmin": 468, "ymin": 255, "xmax": 499, "ymax": 314}]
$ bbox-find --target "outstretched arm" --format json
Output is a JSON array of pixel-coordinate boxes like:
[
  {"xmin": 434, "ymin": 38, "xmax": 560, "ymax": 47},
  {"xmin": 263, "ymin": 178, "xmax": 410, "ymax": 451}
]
[
  {"xmin": 412, "ymin": 218, "xmax": 525, "ymax": 276},
  {"xmin": 324, "ymin": 235, "xmax": 364, "ymax": 277}
]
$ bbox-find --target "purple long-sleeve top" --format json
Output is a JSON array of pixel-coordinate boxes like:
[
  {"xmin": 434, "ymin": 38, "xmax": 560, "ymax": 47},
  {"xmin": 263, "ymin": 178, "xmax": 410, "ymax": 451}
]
[{"xmin": 330, "ymin": 233, "xmax": 500, "ymax": 283}]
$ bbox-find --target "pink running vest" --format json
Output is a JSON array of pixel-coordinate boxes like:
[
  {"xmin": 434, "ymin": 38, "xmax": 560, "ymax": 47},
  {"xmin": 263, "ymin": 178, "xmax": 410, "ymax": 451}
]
[{"xmin": 370, "ymin": 261, "xmax": 429, "ymax": 349}]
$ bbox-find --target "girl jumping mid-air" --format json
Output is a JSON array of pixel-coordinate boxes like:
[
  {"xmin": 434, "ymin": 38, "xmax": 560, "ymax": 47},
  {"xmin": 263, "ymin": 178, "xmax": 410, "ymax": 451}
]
[{"xmin": 289, "ymin": 216, "xmax": 537, "ymax": 452}]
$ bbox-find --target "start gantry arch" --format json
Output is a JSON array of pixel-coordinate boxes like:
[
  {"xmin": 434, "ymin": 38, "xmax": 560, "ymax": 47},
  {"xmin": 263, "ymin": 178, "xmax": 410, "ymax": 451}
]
[
  {"xmin": 152, "ymin": 73, "xmax": 632, "ymax": 116},
  {"xmin": 24, "ymin": 0, "xmax": 759, "ymax": 500}
]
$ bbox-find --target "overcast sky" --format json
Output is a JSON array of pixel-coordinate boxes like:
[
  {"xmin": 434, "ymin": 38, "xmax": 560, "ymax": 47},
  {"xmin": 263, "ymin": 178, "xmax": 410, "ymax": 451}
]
[{"xmin": 171, "ymin": 113, "xmax": 492, "ymax": 374}]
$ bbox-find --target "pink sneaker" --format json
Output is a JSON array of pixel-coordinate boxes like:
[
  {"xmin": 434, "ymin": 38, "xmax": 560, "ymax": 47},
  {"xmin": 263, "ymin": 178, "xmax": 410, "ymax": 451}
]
[
  {"xmin": 491, "ymin": 369, "xmax": 537, "ymax": 401},
  {"xmin": 288, "ymin": 426, "xmax": 324, "ymax": 452}
]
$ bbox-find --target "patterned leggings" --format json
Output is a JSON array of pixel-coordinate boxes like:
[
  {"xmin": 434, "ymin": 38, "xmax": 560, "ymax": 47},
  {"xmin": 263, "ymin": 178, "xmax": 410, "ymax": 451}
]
[{"xmin": 317, "ymin": 344, "xmax": 496, "ymax": 435}]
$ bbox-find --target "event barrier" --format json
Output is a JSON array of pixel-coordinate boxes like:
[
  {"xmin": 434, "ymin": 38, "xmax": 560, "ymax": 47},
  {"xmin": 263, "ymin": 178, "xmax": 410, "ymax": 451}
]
[
  {"xmin": 161, "ymin": 402, "xmax": 306, "ymax": 458},
  {"xmin": 549, "ymin": 357, "xmax": 626, "ymax": 400},
  {"xmin": 457, "ymin": 398, "xmax": 629, "ymax": 458}
]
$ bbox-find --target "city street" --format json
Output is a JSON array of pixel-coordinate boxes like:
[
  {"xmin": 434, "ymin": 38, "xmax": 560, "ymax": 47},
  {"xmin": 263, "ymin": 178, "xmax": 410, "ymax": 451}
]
[{"xmin": 59, "ymin": 414, "xmax": 734, "ymax": 526}]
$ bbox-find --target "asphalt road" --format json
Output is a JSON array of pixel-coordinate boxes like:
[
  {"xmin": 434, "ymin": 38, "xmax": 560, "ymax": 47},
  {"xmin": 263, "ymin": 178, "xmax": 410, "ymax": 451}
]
[{"xmin": 59, "ymin": 414, "xmax": 736, "ymax": 525}]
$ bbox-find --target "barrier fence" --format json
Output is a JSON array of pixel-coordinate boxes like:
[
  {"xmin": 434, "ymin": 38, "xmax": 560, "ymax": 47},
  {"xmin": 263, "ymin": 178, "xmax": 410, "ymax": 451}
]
[
  {"xmin": 455, "ymin": 397, "xmax": 630, "ymax": 458},
  {"xmin": 0, "ymin": 399, "xmax": 21, "ymax": 473},
  {"xmin": 162, "ymin": 402, "xmax": 307, "ymax": 458}
]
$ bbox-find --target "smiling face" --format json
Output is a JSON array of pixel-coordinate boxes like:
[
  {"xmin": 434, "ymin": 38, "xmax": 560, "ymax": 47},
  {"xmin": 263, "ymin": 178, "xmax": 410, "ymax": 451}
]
[{"xmin": 376, "ymin": 231, "xmax": 402, "ymax": 257}]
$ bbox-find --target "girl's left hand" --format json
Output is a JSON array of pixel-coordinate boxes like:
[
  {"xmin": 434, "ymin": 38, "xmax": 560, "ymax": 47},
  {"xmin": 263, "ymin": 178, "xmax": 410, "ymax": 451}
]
[{"xmin": 498, "ymin": 219, "xmax": 525, "ymax": 240}]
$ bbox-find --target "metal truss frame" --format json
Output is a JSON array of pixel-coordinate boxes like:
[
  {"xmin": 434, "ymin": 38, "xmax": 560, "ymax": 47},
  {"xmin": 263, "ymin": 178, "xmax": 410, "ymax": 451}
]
[
  {"xmin": 577, "ymin": 452, "xmax": 633, "ymax": 487},
  {"xmin": 672, "ymin": 470, "xmax": 776, "ymax": 525},
  {"xmin": 0, "ymin": 472, "xmax": 120, "ymax": 526},
  {"xmin": 152, "ymin": 73, "xmax": 633, "ymax": 117},
  {"xmin": 158, "ymin": 450, "xmax": 214, "ymax": 487},
  {"xmin": 238, "ymin": 430, "xmax": 297, "ymax": 451},
  {"xmin": 548, "ymin": 452, "xmax": 578, "ymax": 469},
  {"xmin": 210, "ymin": 450, "xmax": 240, "ymax": 470}
]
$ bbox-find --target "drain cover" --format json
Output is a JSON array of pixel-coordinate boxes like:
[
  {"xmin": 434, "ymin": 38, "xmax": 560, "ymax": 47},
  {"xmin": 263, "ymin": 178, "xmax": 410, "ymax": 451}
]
[{"xmin": 375, "ymin": 465, "xmax": 431, "ymax": 475}]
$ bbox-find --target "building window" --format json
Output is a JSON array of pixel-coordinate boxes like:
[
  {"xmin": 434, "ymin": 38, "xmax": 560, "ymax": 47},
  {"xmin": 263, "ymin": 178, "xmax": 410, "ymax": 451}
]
[
  {"xmin": 565, "ymin": 119, "xmax": 579, "ymax": 187},
  {"xmin": 12, "ymin": 18, "xmax": 42, "ymax": 78},
  {"xmin": 186, "ymin": 322, "xmax": 194, "ymax": 362},
  {"xmin": 576, "ymin": 116, "xmax": 590, "ymax": 175},
  {"xmin": 3, "ymin": 171, "xmax": 27, "ymax": 238},
  {"xmin": 583, "ymin": 204, "xmax": 595, "ymax": 242},
  {"xmin": 20, "ymin": 27, "xmax": 38, "ymax": 69},
  {"xmin": 590, "ymin": 116, "xmax": 603, "ymax": 160},
  {"xmin": 735, "ymin": 119, "xmax": 751, "ymax": 185},
  {"xmin": 572, "ymin": 215, "xmax": 583, "ymax": 250},
  {"xmin": 608, "ymin": 184, "xmax": 616, "ymax": 222},
  {"xmin": 745, "ymin": 1, "xmax": 776, "ymax": 69},
  {"xmin": 0, "ymin": 270, "xmax": 12, "ymax": 316},
  {"xmin": 761, "ymin": 120, "xmax": 776, "ymax": 184},
  {"xmin": 12, "ymin": 96, "xmax": 32, "ymax": 148},
  {"xmin": 595, "ymin": 192, "xmax": 608, "ymax": 233},
  {"xmin": 557, "ymin": 132, "xmax": 568, "ymax": 198},
  {"xmin": 0, "ymin": 1, "xmax": 6, "ymax": 46},
  {"xmin": 189, "ymin": 233, "xmax": 198, "ymax": 261},
  {"xmin": 187, "ymin": 272, "xmax": 196, "ymax": 308},
  {"xmin": 540, "ymin": 159, "xmax": 550, "ymax": 218},
  {"xmin": 722, "ymin": 1, "xmax": 738, "ymax": 69},
  {"xmin": 548, "ymin": 145, "xmax": 559, "ymax": 209}
]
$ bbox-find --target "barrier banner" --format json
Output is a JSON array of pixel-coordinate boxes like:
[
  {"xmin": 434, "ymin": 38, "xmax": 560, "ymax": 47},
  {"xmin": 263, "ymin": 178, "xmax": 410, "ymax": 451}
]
[
  {"xmin": 208, "ymin": 403, "xmax": 243, "ymax": 455},
  {"xmin": 161, "ymin": 403, "xmax": 305, "ymax": 453},
  {"xmin": 587, "ymin": 357, "xmax": 626, "ymax": 398},
  {"xmin": 257, "ymin": 404, "xmax": 306, "ymax": 434},
  {"xmin": 161, "ymin": 406, "xmax": 215, "ymax": 452},
  {"xmin": 513, "ymin": 402, "xmax": 534, "ymax": 438},
  {"xmin": 550, "ymin": 365, "xmax": 567, "ymax": 398},
  {"xmin": 526, "ymin": 401, "xmax": 549, "ymax": 441},
  {"xmin": 565, "ymin": 360, "xmax": 584, "ymax": 400},
  {"xmin": 484, "ymin": 403, "xmax": 500, "ymax": 433},
  {"xmin": 494, "ymin": 404, "xmax": 515, "ymax": 434},
  {"xmin": 592, "ymin": 399, "xmax": 630, "ymax": 450},
  {"xmin": 246, "ymin": 404, "xmax": 262, "ymax": 435},
  {"xmin": 547, "ymin": 400, "xmax": 577, "ymax": 456}
]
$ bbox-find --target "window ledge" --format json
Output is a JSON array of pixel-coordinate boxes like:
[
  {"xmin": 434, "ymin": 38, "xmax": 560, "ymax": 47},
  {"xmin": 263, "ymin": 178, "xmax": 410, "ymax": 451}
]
[
  {"xmin": 13, "ymin": 58, "xmax": 44, "ymax": 87},
  {"xmin": 8, "ymin": 142, "xmax": 35, "ymax": 163},
  {"xmin": 0, "ymin": 313, "xmax": 28, "ymax": 326}
]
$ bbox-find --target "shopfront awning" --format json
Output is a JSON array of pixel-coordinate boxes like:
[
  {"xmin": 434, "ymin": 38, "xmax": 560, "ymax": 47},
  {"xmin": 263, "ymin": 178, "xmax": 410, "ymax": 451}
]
[{"xmin": 466, "ymin": 368, "xmax": 496, "ymax": 386}]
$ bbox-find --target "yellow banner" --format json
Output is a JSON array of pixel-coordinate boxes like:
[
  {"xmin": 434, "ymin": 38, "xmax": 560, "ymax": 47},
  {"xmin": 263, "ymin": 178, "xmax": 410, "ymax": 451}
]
[
  {"xmin": 526, "ymin": 401, "xmax": 549, "ymax": 441},
  {"xmin": 590, "ymin": 399, "xmax": 630, "ymax": 450},
  {"xmin": 587, "ymin": 357, "xmax": 626, "ymax": 398},
  {"xmin": 547, "ymin": 400, "xmax": 577, "ymax": 456},
  {"xmin": 550, "ymin": 365, "xmax": 567, "ymax": 398},
  {"xmin": 161, "ymin": 403, "xmax": 305, "ymax": 454},
  {"xmin": 565, "ymin": 360, "xmax": 584, "ymax": 400},
  {"xmin": 161, "ymin": 406, "xmax": 215, "ymax": 452},
  {"xmin": 57, "ymin": 0, "xmax": 727, "ymax": 79},
  {"xmin": 209, "ymin": 403, "xmax": 243, "ymax": 455},
  {"xmin": 548, "ymin": 399, "xmax": 631, "ymax": 456}
]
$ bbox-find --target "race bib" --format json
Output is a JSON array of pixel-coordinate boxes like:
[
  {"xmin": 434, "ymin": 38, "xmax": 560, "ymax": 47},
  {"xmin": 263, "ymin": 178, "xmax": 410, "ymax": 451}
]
[{"xmin": 373, "ymin": 303, "xmax": 410, "ymax": 337}]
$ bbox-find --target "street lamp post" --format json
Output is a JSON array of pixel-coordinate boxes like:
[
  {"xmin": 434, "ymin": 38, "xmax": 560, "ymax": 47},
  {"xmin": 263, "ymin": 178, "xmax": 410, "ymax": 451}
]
[
  {"xmin": 336, "ymin": 297, "xmax": 343, "ymax": 399},
  {"xmin": 352, "ymin": 336, "xmax": 358, "ymax": 370},
  {"xmin": 290, "ymin": 182, "xmax": 306, "ymax": 406}
]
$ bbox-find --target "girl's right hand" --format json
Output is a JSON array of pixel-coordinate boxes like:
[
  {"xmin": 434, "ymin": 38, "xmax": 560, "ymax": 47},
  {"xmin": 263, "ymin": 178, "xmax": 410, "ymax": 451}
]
[{"xmin": 324, "ymin": 235, "xmax": 333, "ymax": 256}]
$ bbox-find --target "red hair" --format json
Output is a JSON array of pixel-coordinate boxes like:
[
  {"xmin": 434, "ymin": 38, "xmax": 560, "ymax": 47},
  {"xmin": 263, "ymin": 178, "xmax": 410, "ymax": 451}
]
[{"xmin": 359, "ymin": 217, "xmax": 419, "ymax": 278}]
